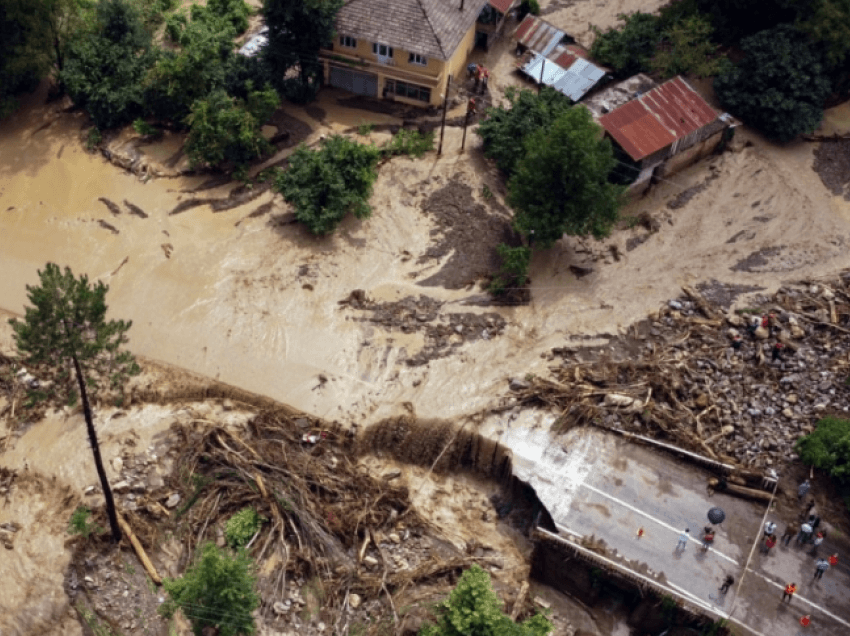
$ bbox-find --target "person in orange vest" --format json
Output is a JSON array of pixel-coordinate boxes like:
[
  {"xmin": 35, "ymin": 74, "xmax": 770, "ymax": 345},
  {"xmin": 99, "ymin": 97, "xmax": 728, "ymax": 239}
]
[
  {"xmin": 828, "ymin": 553, "xmax": 838, "ymax": 567},
  {"xmin": 467, "ymin": 97, "xmax": 477, "ymax": 117},
  {"xmin": 782, "ymin": 582, "xmax": 797, "ymax": 603},
  {"xmin": 800, "ymin": 615, "xmax": 811, "ymax": 627},
  {"xmin": 481, "ymin": 67, "xmax": 490, "ymax": 93}
]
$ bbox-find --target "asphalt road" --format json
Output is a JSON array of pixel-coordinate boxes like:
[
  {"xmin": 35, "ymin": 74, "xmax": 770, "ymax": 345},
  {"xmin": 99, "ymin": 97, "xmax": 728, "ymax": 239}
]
[{"xmin": 500, "ymin": 422, "xmax": 850, "ymax": 636}]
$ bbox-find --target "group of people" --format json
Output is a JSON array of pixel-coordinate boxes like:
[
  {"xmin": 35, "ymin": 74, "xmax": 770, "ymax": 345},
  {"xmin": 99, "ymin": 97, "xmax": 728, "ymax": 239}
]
[
  {"xmin": 467, "ymin": 63, "xmax": 490, "ymax": 94},
  {"xmin": 730, "ymin": 313, "xmax": 788, "ymax": 362}
]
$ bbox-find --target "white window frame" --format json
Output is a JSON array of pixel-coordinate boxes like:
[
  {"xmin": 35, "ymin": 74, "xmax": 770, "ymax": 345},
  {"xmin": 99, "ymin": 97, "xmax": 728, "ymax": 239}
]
[
  {"xmin": 339, "ymin": 35, "xmax": 357, "ymax": 48},
  {"xmin": 408, "ymin": 53, "xmax": 427, "ymax": 66},
  {"xmin": 372, "ymin": 42, "xmax": 394, "ymax": 58}
]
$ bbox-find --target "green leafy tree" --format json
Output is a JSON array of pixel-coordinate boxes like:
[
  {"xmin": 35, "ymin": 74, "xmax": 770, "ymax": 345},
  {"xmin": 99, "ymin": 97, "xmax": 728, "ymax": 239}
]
[
  {"xmin": 9, "ymin": 263, "xmax": 141, "ymax": 542},
  {"xmin": 262, "ymin": 0, "xmax": 344, "ymax": 102},
  {"xmin": 59, "ymin": 0, "xmax": 157, "ymax": 129},
  {"xmin": 714, "ymin": 25, "xmax": 831, "ymax": 142},
  {"xmin": 184, "ymin": 85, "xmax": 279, "ymax": 171},
  {"xmin": 489, "ymin": 244, "xmax": 532, "ymax": 296},
  {"xmin": 143, "ymin": 14, "xmax": 236, "ymax": 124},
  {"xmin": 798, "ymin": 0, "xmax": 850, "ymax": 91},
  {"xmin": 477, "ymin": 87, "xmax": 571, "ymax": 177},
  {"xmin": 160, "ymin": 542, "xmax": 259, "ymax": 636},
  {"xmin": 796, "ymin": 416, "xmax": 850, "ymax": 482},
  {"xmin": 652, "ymin": 15, "xmax": 723, "ymax": 78},
  {"xmin": 419, "ymin": 564, "xmax": 551, "ymax": 636},
  {"xmin": 196, "ymin": 0, "xmax": 250, "ymax": 34},
  {"xmin": 273, "ymin": 135, "xmax": 382, "ymax": 235},
  {"xmin": 590, "ymin": 12, "xmax": 663, "ymax": 79},
  {"xmin": 694, "ymin": 0, "xmax": 812, "ymax": 45},
  {"xmin": 508, "ymin": 107, "xmax": 624, "ymax": 248}
]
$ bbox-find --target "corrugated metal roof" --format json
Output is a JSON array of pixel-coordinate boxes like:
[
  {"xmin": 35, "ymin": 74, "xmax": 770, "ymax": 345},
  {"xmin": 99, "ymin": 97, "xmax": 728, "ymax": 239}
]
[
  {"xmin": 598, "ymin": 77, "xmax": 719, "ymax": 161},
  {"xmin": 515, "ymin": 14, "xmax": 563, "ymax": 55},
  {"xmin": 519, "ymin": 53, "xmax": 606, "ymax": 102},
  {"xmin": 488, "ymin": 0, "xmax": 516, "ymax": 14}
]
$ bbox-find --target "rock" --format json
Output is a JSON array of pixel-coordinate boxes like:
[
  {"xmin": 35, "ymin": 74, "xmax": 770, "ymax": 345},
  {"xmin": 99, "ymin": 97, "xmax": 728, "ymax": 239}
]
[
  {"xmin": 222, "ymin": 398, "xmax": 234, "ymax": 411},
  {"xmin": 668, "ymin": 300, "xmax": 683, "ymax": 310},
  {"xmin": 388, "ymin": 532, "xmax": 401, "ymax": 544},
  {"xmin": 165, "ymin": 493, "xmax": 181, "ymax": 508},
  {"xmin": 112, "ymin": 457, "xmax": 123, "ymax": 473},
  {"xmin": 383, "ymin": 470, "xmax": 402, "ymax": 482},
  {"xmin": 294, "ymin": 418, "xmax": 311, "ymax": 430},
  {"xmin": 273, "ymin": 601, "xmax": 291, "ymax": 615},
  {"xmin": 349, "ymin": 593, "xmax": 362, "ymax": 609},
  {"xmin": 147, "ymin": 473, "xmax": 165, "ymax": 489},
  {"xmin": 727, "ymin": 328, "xmax": 740, "ymax": 338},
  {"xmin": 604, "ymin": 393, "xmax": 635, "ymax": 408},
  {"xmin": 509, "ymin": 378, "xmax": 530, "ymax": 391},
  {"xmin": 790, "ymin": 324, "xmax": 805, "ymax": 338},
  {"xmin": 821, "ymin": 287, "xmax": 835, "ymax": 300},
  {"xmin": 363, "ymin": 555, "xmax": 379, "ymax": 567},
  {"xmin": 786, "ymin": 394, "xmax": 798, "ymax": 404},
  {"xmin": 754, "ymin": 326, "xmax": 769, "ymax": 339},
  {"xmin": 694, "ymin": 393, "xmax": 709, "ymax": 408},
  {"xmin": 813, "ymin": 403, "xmax": 828, "ymax": 412},
  {"xmin": 112, "ymin": 480, "xmax": 130, "ymax": 492},
  {"xmin": 84, "ymin": 485, "xmax": 97, "ymax": 495},
  {"xmin": 782, "ymin": 409, "xmax": 794, "ymax": 418}
]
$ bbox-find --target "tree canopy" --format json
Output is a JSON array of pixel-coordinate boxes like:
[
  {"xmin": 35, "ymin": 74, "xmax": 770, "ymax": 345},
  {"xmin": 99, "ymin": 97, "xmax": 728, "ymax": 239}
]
[
  {"xmin": 713, "ymin": 24, "xmax": 831, "ymax": 142},
  {"xmin": 160, "ymin": 542, "xmax": 259, "ymax": 636},
  {"xmin": 420, "ymin": 565, "xmax": 552, "ymax": 636},
  {"xmin": 273, "ymin": 135, "xmax": 382, "ymax": 235},
  {"xmin": 508, "ymin": 107, "xmax": 624, "ymax": 248},
  {"xmin": 262, "ymin": 0, "xmax": 344, "ymax": 102},
  {"xmin": 590, "ymin": 12, "xmax": 663, "ymax": 79},
  {"xmin": 59, "ymin": 0, "xmax": 157, "ymax": 129},
  {"xmin": 477, "ymin": 87, "xmax": 572, "ymax": 177},
  {"xmin": 796, "ymin": 416, "xmax": 850, "ymax": 483}
]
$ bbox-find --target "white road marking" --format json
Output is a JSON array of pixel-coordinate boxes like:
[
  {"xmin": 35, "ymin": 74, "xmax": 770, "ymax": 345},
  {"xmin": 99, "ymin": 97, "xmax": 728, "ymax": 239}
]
[{"xmin": 581, "ymin": 483, "xmax": 738, "ymax": 564}]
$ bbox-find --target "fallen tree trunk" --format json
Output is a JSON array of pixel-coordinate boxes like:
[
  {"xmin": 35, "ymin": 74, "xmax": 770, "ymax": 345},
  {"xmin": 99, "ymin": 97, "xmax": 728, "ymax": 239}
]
[
  {"xmin": 118, "ymin": 513, "xmax": 162, "ymax": 585},
  {"xmin": 709, "ymin": 479, "xmax": 772, "ymax": 502}
]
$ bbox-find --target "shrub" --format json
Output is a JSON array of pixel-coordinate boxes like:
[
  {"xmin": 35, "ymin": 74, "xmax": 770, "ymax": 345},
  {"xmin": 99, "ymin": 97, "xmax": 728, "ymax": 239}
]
[
  {"xmin": 519, "ymin": 0, "xmax": 541, "ymax": 19},
  {"xmin": 225, "ymin": 507, "xmax": 265, "ymax": 549},
  {"xmin": 796, "ymin": 416, "xmax": 850, "ymax": 482},
  {"xmin": 419, "ymin": 564, "xmax": 551, "ymax": 636},
  {"xmin": 489, "ymin": 244, "xmax": 531, "ymax": 296},
  {"xmin": 651, "ymin": 15, "xmax": 723, "ymax": 78},
  {"xmin": 382, "ymin": 129, "xmax": 434, "ymax": 158},
  {"xmin": 160, "ymin": 542, "xmax": 259, "ymax": 636},
  {"xmin": 68, "ymin": 506, "xmax": 103, "ymax": 539},
  {"xmin": 590, "ymin": 12, "xmax": 663, "ymax": 79},
  {"xmin": 132, "ymin": 118, "xmax": 159, "ymax": 137},
  {"xmin": 274, "ymin": 135, "xmax": 382, "ymax": 235}
]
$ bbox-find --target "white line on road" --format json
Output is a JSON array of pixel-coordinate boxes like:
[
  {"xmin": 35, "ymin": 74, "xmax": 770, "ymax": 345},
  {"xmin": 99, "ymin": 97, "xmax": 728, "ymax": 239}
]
[{"xmin": 581, "ymin": 483, "xmax": 738, "ymax": 564}]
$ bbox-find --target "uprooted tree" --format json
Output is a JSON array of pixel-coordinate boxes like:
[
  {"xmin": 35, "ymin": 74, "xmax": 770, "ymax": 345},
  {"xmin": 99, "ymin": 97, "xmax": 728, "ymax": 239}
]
[{"xmin": 9, "ymin": 263, "xmax": 140, "ymax": 541}]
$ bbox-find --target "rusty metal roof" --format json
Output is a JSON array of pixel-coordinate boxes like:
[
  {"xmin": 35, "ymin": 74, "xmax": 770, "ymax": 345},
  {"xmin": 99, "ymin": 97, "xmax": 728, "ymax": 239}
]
[
  {"xmin": 488, "ymin": 0, "xmax": 516, "ymax": 14},
  {"xmin": 515, "ymin": 14, "xmax": 563, "ymax": 55},
  {"xmin": 598, "ymin": 77, "xmax": 719, "ymax": 161}
]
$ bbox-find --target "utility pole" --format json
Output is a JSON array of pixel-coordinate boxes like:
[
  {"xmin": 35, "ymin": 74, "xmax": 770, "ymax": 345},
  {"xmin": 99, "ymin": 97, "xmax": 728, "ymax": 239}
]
[
  {"xmin": 538, "ymin": 56, "xmax": 545, "ymax": 94},
  {"xmin": 438, "ymin": 75, "xmax": 451, "ymax": 155},
  {"xmin": 461, "ymin": 110, "xmax": 470, "ymax": 152}
]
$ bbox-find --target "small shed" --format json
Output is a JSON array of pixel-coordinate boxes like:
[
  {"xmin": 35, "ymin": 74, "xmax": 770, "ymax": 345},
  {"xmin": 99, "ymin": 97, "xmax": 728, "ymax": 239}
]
[
  {"xmin": 517, "ymin": 49, "xmax": 606, "ymax": 102},
  {"xmin": 514, "ymin": 13, "xmax": 566, "ymax": 56}
]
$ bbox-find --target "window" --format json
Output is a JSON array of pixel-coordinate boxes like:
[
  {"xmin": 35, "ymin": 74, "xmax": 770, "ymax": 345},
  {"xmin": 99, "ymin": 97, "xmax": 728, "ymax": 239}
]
[
  {"xmin": 408, "ymin": 53, "xmax": 427, "ymax": 66},
  {"xmin": 339, "ymin": 36, "xmax": 357, "ymax": 48},
  {"xmin": 384, "ymin": 79, "xmax": 431, "ymax": 103},
  {"xmin": 372, "ymin": 42, "xmax": 394, "ymax": 57}
]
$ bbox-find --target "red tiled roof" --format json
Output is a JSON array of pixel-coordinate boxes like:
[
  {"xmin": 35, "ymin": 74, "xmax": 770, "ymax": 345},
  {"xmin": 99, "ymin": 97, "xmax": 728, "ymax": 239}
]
[
  {"xmin": 598, "ymin": 77, "xmax": 719, "ymax": 161},
  {"xmin": 489, "ymin": 0, "xmax": 515, "ymax": 14}
]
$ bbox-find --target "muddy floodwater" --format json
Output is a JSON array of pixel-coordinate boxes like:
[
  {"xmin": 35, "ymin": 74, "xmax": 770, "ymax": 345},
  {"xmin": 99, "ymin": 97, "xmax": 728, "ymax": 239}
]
[{"xmin": 4, "ymin": 81, "xmax": 850, "ymax": 428}]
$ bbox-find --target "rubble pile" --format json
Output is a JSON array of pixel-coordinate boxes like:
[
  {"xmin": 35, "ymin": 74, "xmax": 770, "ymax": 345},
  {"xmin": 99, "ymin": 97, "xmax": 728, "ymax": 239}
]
[{"xmin": 517, "ymin": 275, "xmax": 850, "ymax": 471}]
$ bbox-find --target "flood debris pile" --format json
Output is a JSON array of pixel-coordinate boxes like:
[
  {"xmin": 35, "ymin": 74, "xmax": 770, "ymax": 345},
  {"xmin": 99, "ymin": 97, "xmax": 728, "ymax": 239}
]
[
  {"xmin": 341, "ymin": 291, "xmax": 507, "ymax": 366},
  {"xmin": 74, "ymin": 411, "xmax": 490, "ymax": 636},
  {"xmin": 516, "ymin": 276, "xmax": 850, "ymax": 471}
]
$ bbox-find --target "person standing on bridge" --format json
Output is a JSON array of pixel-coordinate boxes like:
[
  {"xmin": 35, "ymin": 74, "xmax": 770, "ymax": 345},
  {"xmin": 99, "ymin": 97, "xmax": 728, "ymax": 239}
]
[
  {"xmin": 701, "ymin": 526, "xmax": 715, "ymax": 552},
  {"xmin": 798, "ymin": 479, "xmax": 811, "ymax": 500},
  {"xmin": 782, "ymin": 582, "xmax": 797, "ymax": 603},
  {"xmin": 764, "ymin": 521, "xmax": 777, "ymax": 537},
  {"xmin": 719, "ymin": 574, "xmax": 734, "ymax": 594},
  {"xmin": 782, "ymin": 521, "xmax": 799, "ymax": 546},
  {"xmin": 797, "ymin": 520, "xmax": 814, "ymax": 545},
  {"xmin": 814, "ymin": 558, "xmax": 830, "ymax": 580},
  {"xmin": 676, "ymin": 528, "xmax": 690, "ymax": 551}
]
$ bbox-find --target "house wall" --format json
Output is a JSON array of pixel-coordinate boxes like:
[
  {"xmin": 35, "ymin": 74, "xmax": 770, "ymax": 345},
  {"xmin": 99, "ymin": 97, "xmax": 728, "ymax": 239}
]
[
  {"xmin": 655, "ymin": 128, "xmax": 725, "ymax": 179},
  {"xmin": 442, "ymin": 25, "xmax": 477, "ymax": 95}
]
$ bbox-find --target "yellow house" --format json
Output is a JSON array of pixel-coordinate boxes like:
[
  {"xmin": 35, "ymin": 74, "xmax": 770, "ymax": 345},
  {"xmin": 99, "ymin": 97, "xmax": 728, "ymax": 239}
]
[{"xmin": 320, "ymin": 0, "xmax": 490, "ymax": 107}]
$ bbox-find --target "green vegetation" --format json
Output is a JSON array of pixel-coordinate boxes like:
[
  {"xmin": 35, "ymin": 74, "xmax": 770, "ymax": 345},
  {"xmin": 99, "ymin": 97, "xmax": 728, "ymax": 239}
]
[
  {"xmin": 489, "ymin": 244, "xmax": 532, "ymax": 296},
  {"xmin": 382, "ymin": 128, "xmax": 434, "ymax": 158},
  {"xmin": 357, "ymin": 122, "xmax": 375, "ymax": 136},
  {"xmin": 263, "ymin": 0, "xmax": 345, "ymax": 103},
  {"xmin": 184, "ymin": 84, "xmax": 279, "ymax": 171},
  {"xmin": 477, "ymin": 87, "xmax": 571, "ymax": 177},
  {"xmin": 508, "ymin": 107, "xmax": 624, "ymax": 248},
  {"xmin": 419, "ymin": 564, "xmax": 552, "ymax": 636},
  {"xmin": 132, "ymin": 118, "xmax": 160, "ymax": 138},
  {"xmin": 225, "ymin": 507, "xmax": 265, "ymax": 549},
  {"xmin": 85, "ymin": 127, "xmax": 102, "ymax": 150},
  {"xmin": 651, "ymin": 15, "xmax": 723, "ymax": 78},
  {"xmin": 77, "ymin": 603, "xmax": 122, "ymax": 636},
  {"xmin": 591, "ymin": 12, "xmax": 663, "ymax": 79},
  {"xmin": 518, "ymin": 0, "xmax": 541, "ymax": 19},
  {"xmin": 274, "ymin": 135, "xmax": 382, "ymax": 235},
  {"xmin": 10, "ymin": 263, "xmax": 141, "ymax": 541},
  {"xmin": 714, "ymin": 25, "xmax": 831, "ymax": 142},
  {"xmin": 160, "ymin": 542, "xmax": 259, "ymax": 636},
  {"xmin": 68, "ymin": 506, "xmax": 103, "ymax": 538},
  {"xmin": 796, "ymin": 416, "xmax": 850, "ymax": 482},
  {"xmin": 193, "ymin": 0, "xmax": 250, "ymax": 35}
]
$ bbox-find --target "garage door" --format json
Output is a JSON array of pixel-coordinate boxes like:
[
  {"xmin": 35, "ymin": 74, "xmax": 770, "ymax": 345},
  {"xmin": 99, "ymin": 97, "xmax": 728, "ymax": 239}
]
[{"xmin": 328, "ymin": 66, "xmax": 378, "ymax": 97}]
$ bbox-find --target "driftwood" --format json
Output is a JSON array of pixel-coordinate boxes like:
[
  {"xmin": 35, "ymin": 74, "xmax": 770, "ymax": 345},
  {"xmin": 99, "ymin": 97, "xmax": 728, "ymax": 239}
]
[{"xmin": 118, "ymin": 513, "xmax": 162, "ymax": 584}]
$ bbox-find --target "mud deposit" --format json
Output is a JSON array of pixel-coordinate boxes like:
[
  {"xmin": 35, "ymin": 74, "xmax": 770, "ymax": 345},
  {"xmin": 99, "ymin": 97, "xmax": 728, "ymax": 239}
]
[
  {"xmin": 813, "ymin": 139, "xmax": 850, "ymax": 200},
  {"xmin": 416, "ymin": 180, "xmax": 515, "ymax": 289},
  {"xmin": 341, "ymin": 291, "xmax": 507, "ymax": 366}
]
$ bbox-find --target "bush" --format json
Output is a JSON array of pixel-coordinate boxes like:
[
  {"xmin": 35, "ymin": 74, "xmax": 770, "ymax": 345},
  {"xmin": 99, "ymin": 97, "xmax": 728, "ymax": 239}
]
[
  {"xmin": 133, "ymin": 118, "xmax": 159, "ymax": 137},
  {"xmin": 225, "ymin": 508, "xmax": 265, "ymax": 549},
  {"xmin": 68, "ymin": 506, "xmax": 103, "ymax": 539},
  {"xmin": 519, "ymin": 0, "xmax": 541, "ymax": 19},
  {"xmin": 714, "ymin": 24, "xmax": 832, "ymax": 142},
  {"xmin": 197, "ymin": 0, "xmax": 250, "ymax": 35},
  {"xmin": 160, "ymin": 542, "xmax": 259, "ymax": 636},
  {"xmin": 796, "ymin": 416, "xmax": 850, "ymax": 483},
  {"xmin": 382, "ymin": 129, "xmax": 434, "ymax": 158},
  {"xmin": 477, "ymin": 87, "xmax": 571, "ymax": 177},
  {"xmin": 651, "ymin": 15, "xmax": 723, "ymax": 78},
  {"xmin": 489, "ymin": 244, "xmax": 531, "ymax": 296},
  {"xmin": 273, "ymin": 135, "xmax": 382, "ymax": 235},
  {"xmin": 419, "ymin": 564, "xmax": 551, "ymax": 636},
  {"xmin": 590, "ymin": 12, "xmax": 663, "ymax": 79}
]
